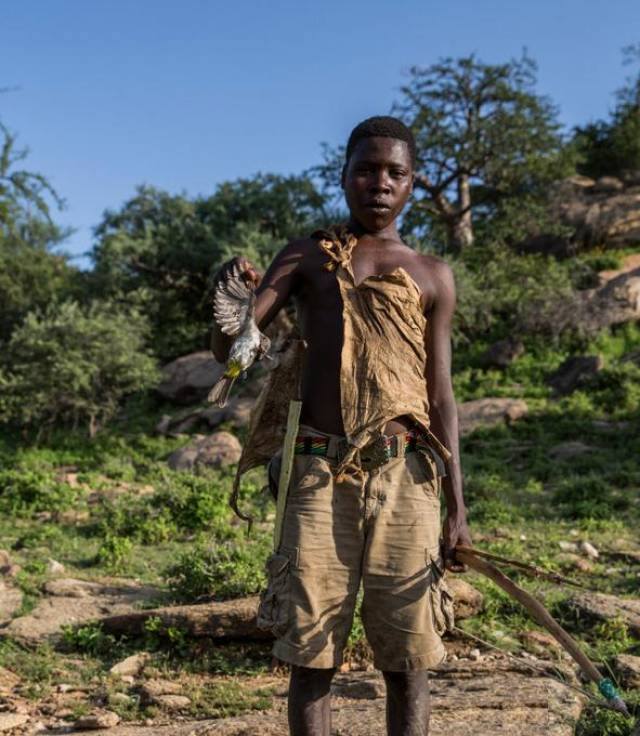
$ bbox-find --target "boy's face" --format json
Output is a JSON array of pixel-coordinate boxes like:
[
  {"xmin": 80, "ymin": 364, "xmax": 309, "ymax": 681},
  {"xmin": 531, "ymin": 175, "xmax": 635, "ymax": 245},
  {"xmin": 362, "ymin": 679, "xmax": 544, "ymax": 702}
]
[{"xmin": 341, "ymin": 137, "xmax": 414, "ymax": 232}]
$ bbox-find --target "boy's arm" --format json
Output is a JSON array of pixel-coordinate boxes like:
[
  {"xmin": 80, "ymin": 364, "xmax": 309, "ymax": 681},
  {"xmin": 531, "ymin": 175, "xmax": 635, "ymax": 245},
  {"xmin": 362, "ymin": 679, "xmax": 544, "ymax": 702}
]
[
  {"xmin": 424, "ymin": 259, "xmax": 472, "ymax": 572},
  {"xmin": 210, "ymin": 241, "xmax": 304, "ymax": 363}
]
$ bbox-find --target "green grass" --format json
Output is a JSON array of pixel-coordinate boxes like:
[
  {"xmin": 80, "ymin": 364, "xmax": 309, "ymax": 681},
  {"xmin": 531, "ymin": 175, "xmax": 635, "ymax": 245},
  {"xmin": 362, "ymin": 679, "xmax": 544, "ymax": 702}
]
[{"xmin": 1, "ymin": 254, "xmax": 639, "ymax": 728}]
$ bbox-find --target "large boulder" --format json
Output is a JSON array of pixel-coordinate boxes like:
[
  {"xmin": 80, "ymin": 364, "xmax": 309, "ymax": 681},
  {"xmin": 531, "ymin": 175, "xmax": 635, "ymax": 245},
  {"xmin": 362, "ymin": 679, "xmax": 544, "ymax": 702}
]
[
  {"xmin": 167, "ymin": 432, "xmax": 242, "ymax": 472},
  {"xmin": 0, "ymin": 580, "xmax": 23, "ymax": 625},
  {"xmin": 457, "ymin": 399, "xmax": 528, "ymax": 436},
  {"xmin": 551, "ymin": 175, "xmax": 640, "ymax": 250},
  {"xmin": 567, "ymin": 591, "xmax": 640, "ymax": 637},
  {"xmin": 3, "ymin": 578, "xmax": 163, "ymax": 644},
  {"xmin": 547, "ymin": 355, "xmax": 603, "ymax": 396},
  {"xmin": 157, "ymin": 352, "xmax": 224, "ymax": 405}
]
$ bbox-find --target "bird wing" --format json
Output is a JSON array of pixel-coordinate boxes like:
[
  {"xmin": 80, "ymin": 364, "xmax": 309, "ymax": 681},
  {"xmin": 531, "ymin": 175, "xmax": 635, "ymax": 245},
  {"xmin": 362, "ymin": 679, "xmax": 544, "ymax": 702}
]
[{"xmin": 213, "ymin": 262, "xmax": 256, "ymax": 337}]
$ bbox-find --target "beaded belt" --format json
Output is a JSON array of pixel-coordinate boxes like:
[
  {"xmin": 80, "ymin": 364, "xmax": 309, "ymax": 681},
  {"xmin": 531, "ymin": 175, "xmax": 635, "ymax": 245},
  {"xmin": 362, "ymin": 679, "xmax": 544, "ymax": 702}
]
[{"xmin": 294, "ymin": 430, "xmax": 422, "ymax": 471}]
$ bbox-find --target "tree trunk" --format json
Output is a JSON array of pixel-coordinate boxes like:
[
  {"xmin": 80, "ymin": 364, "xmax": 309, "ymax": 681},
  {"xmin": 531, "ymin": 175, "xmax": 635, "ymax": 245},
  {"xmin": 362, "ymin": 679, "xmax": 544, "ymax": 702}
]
[
  {"xmin": 99, "ymin": 596, "xmax": 271, "ymax": 640},
  {"xmin": 448, "ymin": 174, "xmax": 474, "ymax": 253}
]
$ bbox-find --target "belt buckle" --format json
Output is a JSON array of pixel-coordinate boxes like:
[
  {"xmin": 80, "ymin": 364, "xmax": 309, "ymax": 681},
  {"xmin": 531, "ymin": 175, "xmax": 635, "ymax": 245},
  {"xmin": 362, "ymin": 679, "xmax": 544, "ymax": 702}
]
[{"xmin": 359, "ymin": 436, "xmax": 391, "ymax": 471}]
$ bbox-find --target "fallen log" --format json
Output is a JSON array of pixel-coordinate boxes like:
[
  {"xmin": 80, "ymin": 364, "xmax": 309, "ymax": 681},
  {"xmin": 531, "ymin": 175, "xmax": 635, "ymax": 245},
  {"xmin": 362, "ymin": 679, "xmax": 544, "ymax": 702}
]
[
  {"xmin": 99, "ymin": 595, "xmax": 270, "ymax": 640},
  {"xmin": 99, "ymin": 580, "xmax": 484, "ymax": 641}
]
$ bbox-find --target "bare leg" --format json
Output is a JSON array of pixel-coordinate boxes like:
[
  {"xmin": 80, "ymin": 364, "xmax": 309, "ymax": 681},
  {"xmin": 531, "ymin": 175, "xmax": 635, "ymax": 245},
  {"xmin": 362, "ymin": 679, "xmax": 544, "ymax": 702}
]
[
  {"xmin": 288, "ymin": 665, "xmax": 336, "ymax": 736},
  {"xmin": 383, "ymin": 670, "xmax": 431, "ymax": 736}
]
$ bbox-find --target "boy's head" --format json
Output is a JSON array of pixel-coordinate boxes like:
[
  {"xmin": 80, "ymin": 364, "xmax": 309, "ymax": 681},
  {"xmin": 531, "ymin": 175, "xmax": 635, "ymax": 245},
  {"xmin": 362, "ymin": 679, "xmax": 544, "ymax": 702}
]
[
  {"xmin": 345, "ymin": 116, "xmax": 417, "ymax": 168},
  {"xmin": 342, "ymin": 116, "xmax": 416, "ymax": 232}
]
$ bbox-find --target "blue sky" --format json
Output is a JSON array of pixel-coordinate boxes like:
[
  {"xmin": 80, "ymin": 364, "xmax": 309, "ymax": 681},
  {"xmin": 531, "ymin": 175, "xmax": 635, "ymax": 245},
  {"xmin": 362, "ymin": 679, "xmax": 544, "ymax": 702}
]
[{"xmin": 2, "ymin": 0, "xmax": 638, "ymax": 266}]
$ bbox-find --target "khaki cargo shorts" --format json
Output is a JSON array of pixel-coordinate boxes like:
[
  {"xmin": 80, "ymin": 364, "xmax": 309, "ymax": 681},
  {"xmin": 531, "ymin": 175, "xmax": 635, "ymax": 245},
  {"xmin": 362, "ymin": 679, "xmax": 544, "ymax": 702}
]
[{"xmin": 257, "ymin": 424, "xmax": 454, "ymax": 672}]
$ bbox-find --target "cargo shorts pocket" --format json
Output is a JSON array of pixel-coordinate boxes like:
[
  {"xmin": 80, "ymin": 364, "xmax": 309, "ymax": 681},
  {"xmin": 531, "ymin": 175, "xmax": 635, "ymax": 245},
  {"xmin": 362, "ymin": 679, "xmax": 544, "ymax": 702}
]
[
  {"xmin": 256, "ymin": 547, "xmax": 296, "ymax": 637},
  {"xmin": 426, "ymin": 548, "xmax": 455, "ymax": 636}
]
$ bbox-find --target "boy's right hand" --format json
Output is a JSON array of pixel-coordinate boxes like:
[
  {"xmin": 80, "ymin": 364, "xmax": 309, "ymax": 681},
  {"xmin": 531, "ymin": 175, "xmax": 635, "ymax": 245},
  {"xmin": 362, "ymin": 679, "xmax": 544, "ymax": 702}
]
[{"xmin": 214, "ymin": 257, "xmax": 262, "ymax": 290}]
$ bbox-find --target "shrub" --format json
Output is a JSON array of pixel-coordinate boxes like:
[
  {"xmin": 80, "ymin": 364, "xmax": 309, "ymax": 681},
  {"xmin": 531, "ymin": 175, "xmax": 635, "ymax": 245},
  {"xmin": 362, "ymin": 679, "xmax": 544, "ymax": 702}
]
[
  {"xmin": 164, "ymin": 536, "xmax": 271, "ymax": 601},
  {"xmin": 0, "ymin": 469, "xmax": 78, "ymax": 516},
  {"xmin": 0, "ymin": 300, "xmax": 159, "ymax": 437}
]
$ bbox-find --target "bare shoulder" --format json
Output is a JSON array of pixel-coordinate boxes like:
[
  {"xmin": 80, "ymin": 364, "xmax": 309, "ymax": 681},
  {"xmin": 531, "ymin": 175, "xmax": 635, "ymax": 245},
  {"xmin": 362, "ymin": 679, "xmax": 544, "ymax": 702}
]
[{"xmin": 401, "ymin": 249, "xmax": 455, "ymax": 312}]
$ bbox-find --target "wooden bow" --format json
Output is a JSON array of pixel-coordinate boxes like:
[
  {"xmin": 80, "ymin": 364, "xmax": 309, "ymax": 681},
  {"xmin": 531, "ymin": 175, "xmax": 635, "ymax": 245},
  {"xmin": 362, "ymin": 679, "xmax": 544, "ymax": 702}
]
[{"xmin": 455, "ymin": 545, "xmax": 630, "ymax": 717}]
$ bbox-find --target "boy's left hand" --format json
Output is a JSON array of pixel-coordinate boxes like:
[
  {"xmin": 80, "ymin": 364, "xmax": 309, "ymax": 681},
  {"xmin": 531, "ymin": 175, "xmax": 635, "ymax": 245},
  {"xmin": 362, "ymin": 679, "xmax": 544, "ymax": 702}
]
[{"xmin": 441, "ymin": 512, "xmax": 472, "ymax": 573}]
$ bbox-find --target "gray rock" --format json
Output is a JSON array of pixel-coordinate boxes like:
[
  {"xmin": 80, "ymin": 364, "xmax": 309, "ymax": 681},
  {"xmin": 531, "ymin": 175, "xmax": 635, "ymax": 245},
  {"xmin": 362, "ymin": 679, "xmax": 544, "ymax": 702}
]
[
  {"xmin": 0, "ymin": 713, "xmax": 29, "ymax": 732},
  {"xmin": 4, "ymin": 578, "xmax": 162, "ymax": 644},
  {"xmin": 592, "ymin": 176, "xmax": 625, "ymax": 193},
  {"xmin": 109, "ymin": 652, "xmax": 151, "ymax": 677},
  {"xmin": 157, "ymin": 352, "xmax": 225, "ymax": 405},
  {"xmin": 613, "ymin": 654, "xmax": 640, "ymax": 689},
  {"xmin": 0, "ymin": 667, "xmax": 20, "ymax": 693},
  {"xmin": 0, "ymin": 581, "xmax": 23, "ymax": 624},
  {"xmin": 549, "ymin": 441, "xmax": 593, "ymax": 460},
  {"xmin": 482, "ymin": 339, "xmax": 525, "ymax": 369},
  {"xmin": 46, "ymin": 558, "xmax": 65, "ymax": 575},
  {"xmin": 547, "ymin": 355, "xmax": 603, "ymax": 396},
  {"xmin": 167, "ymin": 432, "xmax": 242, "ymax": 472},
  {"xmin": 578, "ymin": 540, "xmax": 599, "ymax": 559},
  {"xmin": 568, "ymin": 592, "xmax": 640, "ymax": 636},
  {"xmin": 74, "ymin": 710, "xmax": 121, "ymax": 730},
  {"xmin": 153, "ymin": 694, "xmax": 191, "ymax": 710},
  {"xmin": 457, "ymin": 398, "xmax": 528, "ymax": 436}
]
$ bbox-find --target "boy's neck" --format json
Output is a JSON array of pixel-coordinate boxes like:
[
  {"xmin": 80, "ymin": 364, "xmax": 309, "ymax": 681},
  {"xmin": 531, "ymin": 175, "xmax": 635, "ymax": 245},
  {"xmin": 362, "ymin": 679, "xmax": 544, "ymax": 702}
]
[{"xmin": 346, "ymin": 217, "xmax": 401, "ymax": 241}]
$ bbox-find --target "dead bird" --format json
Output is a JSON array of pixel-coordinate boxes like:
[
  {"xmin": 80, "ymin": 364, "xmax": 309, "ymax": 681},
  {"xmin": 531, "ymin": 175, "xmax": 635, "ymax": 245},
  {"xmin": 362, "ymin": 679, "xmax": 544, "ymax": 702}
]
[{"xmin": 208, "ymin": 262, "xmax": 271, "ymax": 406}]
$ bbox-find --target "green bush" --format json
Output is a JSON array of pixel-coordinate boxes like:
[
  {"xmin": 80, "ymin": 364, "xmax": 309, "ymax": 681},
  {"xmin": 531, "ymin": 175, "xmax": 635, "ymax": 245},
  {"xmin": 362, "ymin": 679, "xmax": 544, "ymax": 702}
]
[
  {"xmin": 0, "ymin": 469, "xmax": 78, "ymax": 516},
  {"xmin": 0, "ymin": 300, "xmax": 159, "ymax": 437},
  {"xmin": 164, "ymin": 536, "xmax": 271, "ymax": 601}
]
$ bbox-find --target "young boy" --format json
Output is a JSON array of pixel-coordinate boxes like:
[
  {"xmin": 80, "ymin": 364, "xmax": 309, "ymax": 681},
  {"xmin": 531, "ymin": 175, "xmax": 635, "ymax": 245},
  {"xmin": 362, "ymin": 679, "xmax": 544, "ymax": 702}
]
[{"xmin": 211, "ymin": 116, "xmax": 472, "ymax": 736}]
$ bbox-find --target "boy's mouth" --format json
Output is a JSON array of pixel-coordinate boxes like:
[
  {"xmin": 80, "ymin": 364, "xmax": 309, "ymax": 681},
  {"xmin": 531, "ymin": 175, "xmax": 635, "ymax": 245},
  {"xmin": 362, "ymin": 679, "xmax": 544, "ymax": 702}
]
[{"xmin": 365, "ymin": 201, "xmax": 391, "ymax": 213}]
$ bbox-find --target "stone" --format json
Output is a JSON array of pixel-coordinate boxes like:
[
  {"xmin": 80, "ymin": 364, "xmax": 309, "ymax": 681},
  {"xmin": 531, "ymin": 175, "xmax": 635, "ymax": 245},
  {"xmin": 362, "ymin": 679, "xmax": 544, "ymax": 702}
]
[
  {"xmin": 154, "ymin": 414, "xmax": 172, "ymax": 435},
  {"xmin": 519, "ymin": 630, "xmax": 561, "ymax": 656},
  {"xmin": 592, "ymin": 176, "xmax": 625, "ymax": 193},
  {"xmin": 578, "ymin": 541, "xmax": 599, "ymax": 559},
  {"xmin": 157, "ymin": 352, "xmax": 225, "ymax": 405},
  {"xmin": 46, "ymin": 558, "xmax": 65, "ymax": 575},
  {"xmin": 0, "ymin": 580, "xmax": 23, "ymax": 624},
  {"xmin": 109, "ymin": 652, "xmax": 151, "ymax": 677},
  {"xmin": 613, "ymin": 654, "xmax": 640, "ymax": 689},
  {"xmin": 139, "ymin": 678, "xmax": 183, "ymax": 702},
  {"xmin": 154, "ymin": 694, "xmax": 191, "ymax": 710},
  {"xmin": 182, "ymin": 662, "xmax": 583, "ymax": 736},
  {"xmin": 0, "ymin": 713, "xmax": 29, "ymax": 732},
  {"xmin": 547, "ymin": 355, "xmax": 603, "ymax": 396},
  {"xmin": 457, "ymin": 398, "xmax": 528, "ymax": 436},
  {"xmin": 549, "ymin": 442, "xmax": 593, "ymax": 460},
  {"xmin": 0, "ymin": 667, "xmax": 20, "ymax": 693},
  {"xmin": 0, "ymin": 550, "xmax": 11, "ymax": 568},
  {"xmin": 550, "ymin": 175, "xmax": 640, "ymax": 250},
  {"xmin": 469, "ymin": 648, "xmax": 482, "ymax": 661},
  {"xmin": 558, "ymin": 551, "xmax": 593, "ymax": 572},
  {"xmin": 167, "ymin": 431, "xmax": 242, "ymax": 471},
  {"xmin": 3, "ymin": 578, "xmax": 163, "ymax": 644},
  {"xmin": 447, "ymin": 577, "xmax": 484, "ymax": 619},
  {"xmin": 568, "ymin": 592, "xmax": 640, "ymax": 636},
  {"xmin": 482, "ymin": 339, "xmax": 525, "ymax": 369},
  {"xmin": 558, "ymin": 541, "xmax": 579, "ymax": 553},
  {"xmin": 74, "ymin": 711, "xmax": 121, "ymax": 730},
  {"xmin": 581, "ymin": 269, "xmax": 640, "ymax": 332}
]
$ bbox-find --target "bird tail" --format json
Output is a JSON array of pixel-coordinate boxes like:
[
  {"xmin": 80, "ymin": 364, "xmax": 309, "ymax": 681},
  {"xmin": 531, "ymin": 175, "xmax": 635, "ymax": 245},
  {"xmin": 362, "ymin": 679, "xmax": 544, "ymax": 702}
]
[
  {"xmin": 207, "ymin": 375, "xmax": 235, "ymax": 407},
  {"xmin": 207, "ymin": 360, "xmax": 242, "ymax": 407}
]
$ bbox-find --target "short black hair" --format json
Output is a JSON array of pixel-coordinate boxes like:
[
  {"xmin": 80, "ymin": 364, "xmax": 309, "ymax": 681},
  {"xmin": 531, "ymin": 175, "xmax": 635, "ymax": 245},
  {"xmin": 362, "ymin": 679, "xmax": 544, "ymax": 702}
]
[{"xmin": 345, "ymin": 116, "xmax": 417, "ymax": 167}]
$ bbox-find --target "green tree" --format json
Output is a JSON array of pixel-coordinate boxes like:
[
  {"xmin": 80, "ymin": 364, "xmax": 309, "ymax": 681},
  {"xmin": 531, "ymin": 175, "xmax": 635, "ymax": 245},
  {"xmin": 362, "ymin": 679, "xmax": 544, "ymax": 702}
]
[
  {"xmin": 315, "ymin": 53, "xmax": 574, "ymax": 253},
  {"xmin": 90, "ymin": 174, "xmax": 329, "ymax": 360},
  {"xmin": 0, "ymin": 300, "xmax": 159, "ymax": 437},
  {"xmin": 574, "ymin": 44, "xmax": 640, "ymax": 179},
  {"xmin": 0, "ymin": 121, "xmax": 80, "ymax": 341}
]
